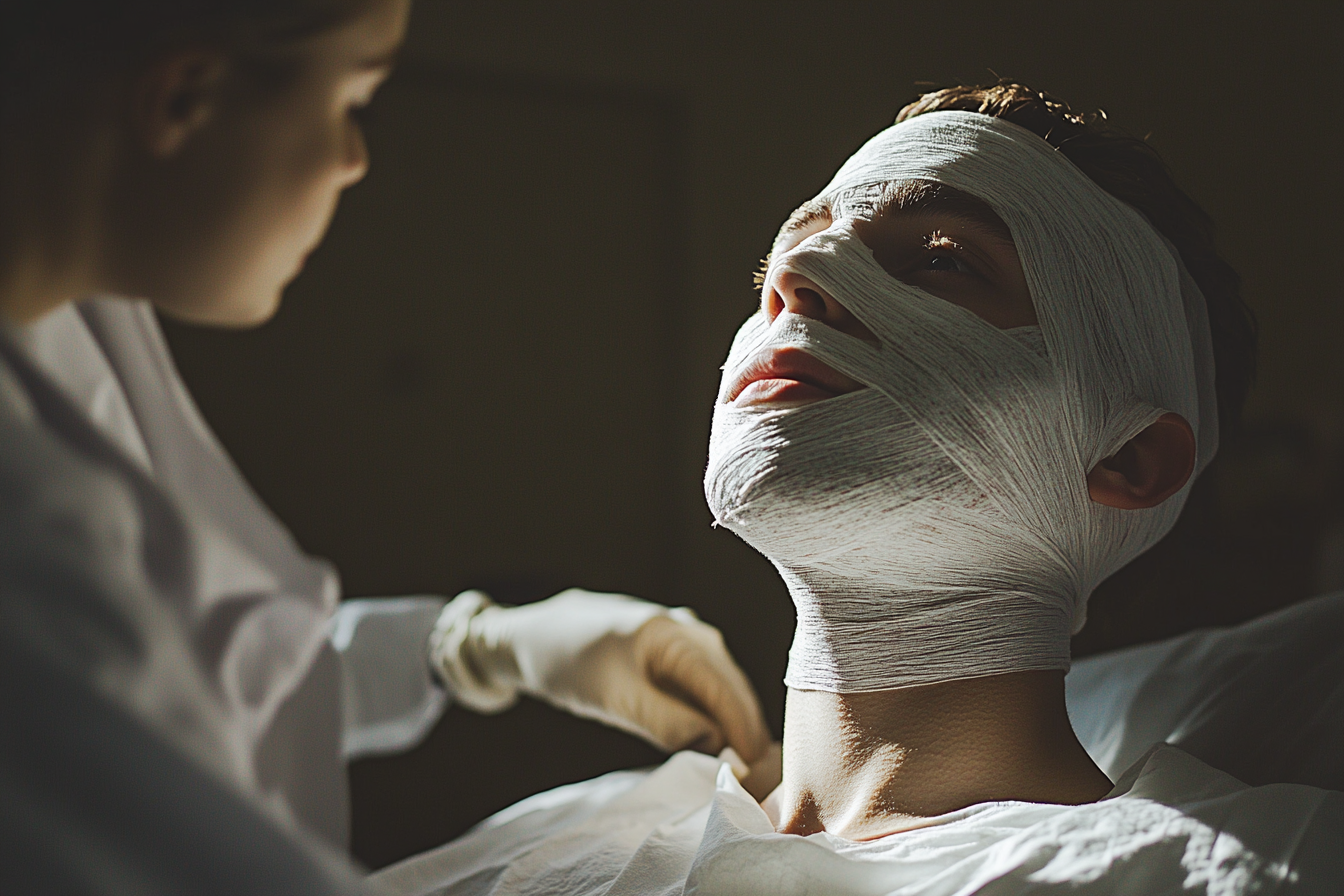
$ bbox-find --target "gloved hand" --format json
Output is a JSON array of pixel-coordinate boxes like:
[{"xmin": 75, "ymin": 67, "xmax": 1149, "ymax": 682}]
[
  {"xmin": 718, "ymin": 741, "xmax": 784, "ymax": 802},
  {"xmin": 430, "ymin": 589, "xmax": 770, "ymax": 764}
]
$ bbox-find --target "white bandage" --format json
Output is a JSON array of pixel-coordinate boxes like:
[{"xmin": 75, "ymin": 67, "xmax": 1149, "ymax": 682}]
[{"xmin": 705, "ymin": 112, "xmax": 1217, "ymax": 693}]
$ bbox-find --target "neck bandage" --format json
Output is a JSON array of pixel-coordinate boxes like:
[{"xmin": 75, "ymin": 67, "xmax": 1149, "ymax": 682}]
[{"xmin": 705, "ymin": 112, "xmax": 1217, "ymax": 692}]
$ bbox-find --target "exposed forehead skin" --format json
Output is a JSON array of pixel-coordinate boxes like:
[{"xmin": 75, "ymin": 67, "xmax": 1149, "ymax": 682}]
[{"xmin": 774, "ymin": 181, "xmax": 1015, "ymax": 251}]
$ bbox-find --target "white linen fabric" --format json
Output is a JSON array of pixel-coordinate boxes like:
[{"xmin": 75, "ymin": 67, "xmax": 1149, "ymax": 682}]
[
  {"xmin": 705, "ymin": 112, "xmax": 1218, "ymax": 692},
  {"xmin": 1066, "ymin": 591, "xmax": 1344, "ymax": 792},
  {"xmin": 0, "ymin": 317, "xmax": 254, "ymax": 797},
  {"xmin": 11, "ymin": 298, "xmax": 455, "ymax": 844},
  {"xmin": 14, "ymin": 299, "xmax": 341, "ymax": 758},
  {"xmin": 370, "ymin": 745, "xmax": 1342, "ymax": 896},
  {"xmin": 332, "ymin": 595, "xmax": 449, "ymax": 760},
  {"xmin": 0, "ymin": 327, "xmax": 365, "ymax": 892}
]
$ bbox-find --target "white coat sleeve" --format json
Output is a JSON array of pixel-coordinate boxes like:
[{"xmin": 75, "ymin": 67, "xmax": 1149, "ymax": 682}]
[{"xmin": 329, "ymin": 596, "xmax": 450, "ymax": 760}]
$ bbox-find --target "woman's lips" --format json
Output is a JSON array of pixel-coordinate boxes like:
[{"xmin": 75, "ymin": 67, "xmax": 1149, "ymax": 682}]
[{"xmin": 727, "ymin": 347, "xmax": 866, "ymax": 408}]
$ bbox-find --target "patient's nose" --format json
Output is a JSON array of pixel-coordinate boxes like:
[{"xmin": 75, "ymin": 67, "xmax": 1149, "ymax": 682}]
[{"xmin": 764, "ymin": 271, "xmax": 879, "ymax": 344}]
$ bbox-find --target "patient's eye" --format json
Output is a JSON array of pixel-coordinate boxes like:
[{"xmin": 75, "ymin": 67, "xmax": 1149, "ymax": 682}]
[
  {"xmin": 852, "ymin": 195, "xmax": 1037, "ymax": 328},
  {"xmin": 921, "ymin": 233, "xmax": 976, "ymax": 276},
  {"xmin": 925, "ymin": 253, "xmax": 971, "ymax": 274}
]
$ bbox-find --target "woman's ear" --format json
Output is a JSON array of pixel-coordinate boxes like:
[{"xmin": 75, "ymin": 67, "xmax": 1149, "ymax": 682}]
[
  {"xmin": 1087, "ymin": 412, "xmax": 1196, "ymax": 510},
  {"xmin": 133, "ymin": 50, "xmax": 229, "ymax": 159}
]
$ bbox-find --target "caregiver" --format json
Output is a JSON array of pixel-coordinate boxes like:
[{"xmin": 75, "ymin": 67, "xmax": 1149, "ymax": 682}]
[{"xmin": 0, "ymin": 1, "xmax": 768, "ymax": 892}]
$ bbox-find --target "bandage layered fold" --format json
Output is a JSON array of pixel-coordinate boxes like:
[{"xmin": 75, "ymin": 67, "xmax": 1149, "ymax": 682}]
[{"xmin": 705, "ymin": 112, "xmax": 1216, "ymax": 692}]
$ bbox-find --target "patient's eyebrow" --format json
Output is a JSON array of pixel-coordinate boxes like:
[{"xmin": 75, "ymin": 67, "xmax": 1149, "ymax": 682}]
[
  {"xmin": 873, "ymin": 183, "xmax": 1016, "ymax": 246},
  {"xmin": 761, "ymin": 183, "xmax": 1016, "ymax": 290},
  {"xmin": 775, "ymin": 200, "xmax": 834, "ymax": 245},
  {"xmin": 775, "ymin": 183, "xmax": 1015, "ymax": 248}
]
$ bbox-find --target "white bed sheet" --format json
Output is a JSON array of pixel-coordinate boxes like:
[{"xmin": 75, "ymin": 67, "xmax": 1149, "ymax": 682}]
[
  {"xmin": 370, "ymin": 745, "xmax": 1341, "ymax": 896},
  {"xmin": 1066, "ymin": 591, "xmax": 1344, "ymax": 791}
]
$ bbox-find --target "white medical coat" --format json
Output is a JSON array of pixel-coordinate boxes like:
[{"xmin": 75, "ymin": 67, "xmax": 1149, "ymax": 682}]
[{"xmin": 1, "ymin": 298, "xmax": 451, "ymax": 854}]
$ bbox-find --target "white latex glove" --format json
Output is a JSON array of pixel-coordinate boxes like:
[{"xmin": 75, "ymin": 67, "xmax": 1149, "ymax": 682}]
[{"xmin": 430, "ymin": 589, "xmax": 770, "ymax": 763}]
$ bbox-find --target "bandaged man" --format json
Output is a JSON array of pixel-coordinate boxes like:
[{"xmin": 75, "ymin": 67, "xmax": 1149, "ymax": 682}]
[{"xmin": 370, "ymin": 83, "xmax": 1342, "ymax": 896}]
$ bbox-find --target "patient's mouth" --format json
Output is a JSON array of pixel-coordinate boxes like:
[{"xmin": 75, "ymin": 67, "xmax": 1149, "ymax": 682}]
[{"xmin": 728, "ymin": 347, "xmax": 866, "ymax": 408}]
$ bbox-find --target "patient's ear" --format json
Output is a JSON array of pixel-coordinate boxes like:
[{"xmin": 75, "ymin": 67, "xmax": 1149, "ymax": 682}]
[{"xmin": 1087, "ymin": 413, "xmax": 1196, "ymax": 510}]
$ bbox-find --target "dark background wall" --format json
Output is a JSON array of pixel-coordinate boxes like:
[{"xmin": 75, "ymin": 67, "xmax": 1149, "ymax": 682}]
[{"xmin": 160, "ymin": 0, "xmax": 1344, "ymax": 869}]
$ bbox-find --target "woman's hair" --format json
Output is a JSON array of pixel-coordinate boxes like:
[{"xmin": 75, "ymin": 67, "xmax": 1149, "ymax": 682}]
[
  {"xmin": 1, "ymin": 0, "xmax": 371, "ymax": 112},
  {"xmin": 897, "ymin": 81, "xmax": 1257, "ymax": 433}
]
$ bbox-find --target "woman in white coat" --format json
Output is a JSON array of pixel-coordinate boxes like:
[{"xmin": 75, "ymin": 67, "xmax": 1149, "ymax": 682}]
[{"xmin": 0, "ymin": 1, "xmax": 769, "ymax": 891}]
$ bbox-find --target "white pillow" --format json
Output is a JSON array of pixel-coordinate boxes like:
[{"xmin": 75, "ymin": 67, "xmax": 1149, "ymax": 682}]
[{"xmin": 1066, "ymin": 591, "xmax": 1344, "ymax": 789}]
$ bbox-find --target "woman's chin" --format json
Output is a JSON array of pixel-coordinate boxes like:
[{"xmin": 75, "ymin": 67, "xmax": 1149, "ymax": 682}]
[{"xmin": 153, "ymin": 288, "xmax": 282, "ymax": 329}]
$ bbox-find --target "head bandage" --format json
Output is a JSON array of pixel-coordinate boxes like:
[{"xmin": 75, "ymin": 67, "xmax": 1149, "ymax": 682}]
[{"xmin": 705, "ymin": 111, "xmax": 1218, "ymax": 692}]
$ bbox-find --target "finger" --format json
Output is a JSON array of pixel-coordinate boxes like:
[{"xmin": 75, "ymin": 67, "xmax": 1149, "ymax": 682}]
[
  {"xmin": 698, "ymin": 660, "xmax": 770, "ymax": 765},
  {"xmin": 682, "ymin": 627, "xmax": 770, "ymax": 762},
  {"xmin": 738, "ymin": 741, "xmax": 783, "ymax": 802},
  {"xmin": 626, "ymin": 682, "xmax": 727, "ymax": 755},
  {"xmin": 642, "ymin": 620, "xmax": 771, "ymax": 764}
]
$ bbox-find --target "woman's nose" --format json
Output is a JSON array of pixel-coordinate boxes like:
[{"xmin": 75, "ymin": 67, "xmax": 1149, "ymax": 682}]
[{"xmin": 764, "ymin": 271, "xmax": 878, "ymax": 344}]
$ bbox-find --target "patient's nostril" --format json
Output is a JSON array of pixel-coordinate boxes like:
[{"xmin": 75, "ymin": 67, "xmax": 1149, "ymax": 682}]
[{"xmin": 790, "ymin": 286, "xmax": 829, "ymax": 319}]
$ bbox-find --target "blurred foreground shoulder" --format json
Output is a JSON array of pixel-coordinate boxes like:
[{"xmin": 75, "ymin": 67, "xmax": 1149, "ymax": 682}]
[{"xmin": 0, "ymin": 357, "xmax": 362, "ymax": 895}]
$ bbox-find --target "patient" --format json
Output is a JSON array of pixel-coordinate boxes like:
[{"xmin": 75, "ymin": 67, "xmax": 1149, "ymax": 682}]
[{"xmin": 372, "ymin": 83, "xmax": 1340, "ymax": 896}]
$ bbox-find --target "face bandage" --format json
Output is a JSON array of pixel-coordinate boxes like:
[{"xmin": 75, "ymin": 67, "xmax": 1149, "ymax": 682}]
[{"xmin": 705, "ymin": 111, "xmax": 1217, "ymax": 693}]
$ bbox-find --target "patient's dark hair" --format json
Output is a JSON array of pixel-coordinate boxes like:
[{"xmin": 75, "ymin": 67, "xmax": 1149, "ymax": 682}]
[
  {"xmin": 898, "ymin": 81, "xmax": 1257, "ymax": 432},
  {"xmin": 1, "ymin": 0, "xmax": 370, "ymax": 113}
]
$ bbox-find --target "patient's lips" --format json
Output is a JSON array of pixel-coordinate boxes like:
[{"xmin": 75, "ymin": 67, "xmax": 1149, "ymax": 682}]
[{"xmin": 728, "ymin": 347, "xmax": 866, "ymax": 408}]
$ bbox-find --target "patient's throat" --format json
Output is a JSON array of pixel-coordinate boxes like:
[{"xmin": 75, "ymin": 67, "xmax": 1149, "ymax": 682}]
[{"xmin": 775, "ymin": 674, "xmax": 1113, "ymax": 840}]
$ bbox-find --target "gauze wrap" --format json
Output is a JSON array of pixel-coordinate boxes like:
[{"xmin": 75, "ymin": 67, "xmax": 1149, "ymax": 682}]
[{"xmin": 705, "ymin": 112, "xmax": 1218, "ymax": 692}]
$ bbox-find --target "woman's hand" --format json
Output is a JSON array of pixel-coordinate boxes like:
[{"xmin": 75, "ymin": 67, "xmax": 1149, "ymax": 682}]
[{"xmin": 430, "ymin": 589, "xmax": 771, "ymax": 765}]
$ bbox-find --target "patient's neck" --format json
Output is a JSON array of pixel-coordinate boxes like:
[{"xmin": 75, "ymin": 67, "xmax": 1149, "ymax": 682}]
[{"xmin": 771, "ymin": 671, "xmax": 1112, "ymax": 840}]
